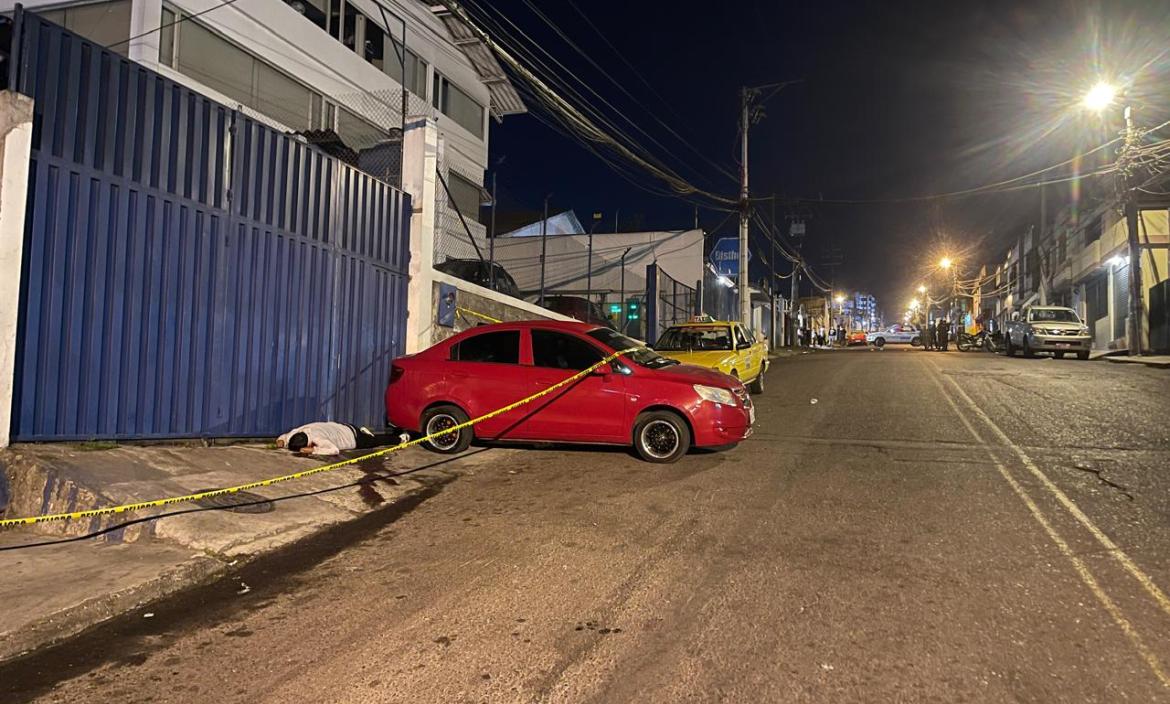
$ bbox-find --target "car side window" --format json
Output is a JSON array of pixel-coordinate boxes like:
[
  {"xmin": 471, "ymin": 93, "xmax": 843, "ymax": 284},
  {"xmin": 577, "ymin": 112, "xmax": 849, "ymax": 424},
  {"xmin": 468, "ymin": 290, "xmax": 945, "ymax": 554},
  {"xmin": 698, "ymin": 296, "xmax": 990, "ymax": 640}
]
[
  {"xmin": 734, "ymin": 326, "xmax": 751, "ymax": 348},
  {"xmin": 532, "ymin": 330, "xmax": 603, "ymax": 371},
  {"xmin": 451, "ymin": 330, "xmax": 520, "ymax": 364}
]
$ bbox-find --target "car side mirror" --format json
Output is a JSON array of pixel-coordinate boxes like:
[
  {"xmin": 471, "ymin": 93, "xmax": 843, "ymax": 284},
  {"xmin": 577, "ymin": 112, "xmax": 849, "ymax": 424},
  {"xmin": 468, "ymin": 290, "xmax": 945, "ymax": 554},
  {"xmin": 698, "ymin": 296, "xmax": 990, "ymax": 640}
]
[
  {"xmin": 591, "ymin": 364, "xmax": 612, "ymax": 377},
  {"xmin": 737, "ymin": 342, "xmax": 750, "ymax": 350}
]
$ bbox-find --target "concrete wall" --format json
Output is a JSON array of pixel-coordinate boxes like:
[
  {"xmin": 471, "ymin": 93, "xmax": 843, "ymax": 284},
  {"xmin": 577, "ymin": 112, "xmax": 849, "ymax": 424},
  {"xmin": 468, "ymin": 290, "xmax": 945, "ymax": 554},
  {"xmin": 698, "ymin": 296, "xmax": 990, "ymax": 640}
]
[
  {"xmin": 0, "ymin": 92, "xmax": 34, "ymax": 448},
  {"xmin": 428, "ymin": 272, "xmax": 574, "ymax": 346}
]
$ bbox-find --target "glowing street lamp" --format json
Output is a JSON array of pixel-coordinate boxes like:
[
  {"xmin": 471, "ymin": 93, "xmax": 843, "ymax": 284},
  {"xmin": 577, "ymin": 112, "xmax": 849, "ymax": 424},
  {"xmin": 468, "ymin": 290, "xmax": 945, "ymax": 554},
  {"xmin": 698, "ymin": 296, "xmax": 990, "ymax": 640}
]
[
  {"xmin": 1081, "ymin": 78, "xmax": 1142, "ymax": 355},
  {"xmin": 909, "ymin": 298, "xmax": 920, "ymax": 310},
  {"xmin": 834, "ymin": 294, "xmax": 845, "ymax": 305},
  {"xmin": 917, "ymin": 284, "xmax": 926, "ymax": 294},
  {"xmin": 939, "ymin": 257, "xmax": 952, "ymax": 270},
  {"xmin": 1082, "ymin": 81, "xmax": 1117, "ymax": 112}
]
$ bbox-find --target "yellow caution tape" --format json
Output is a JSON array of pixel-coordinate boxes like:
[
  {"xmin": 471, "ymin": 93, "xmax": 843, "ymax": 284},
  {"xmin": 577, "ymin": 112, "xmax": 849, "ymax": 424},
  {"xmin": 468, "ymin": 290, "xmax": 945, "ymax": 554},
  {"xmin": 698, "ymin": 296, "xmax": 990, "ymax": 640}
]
[
  {"xmin": 455, "ymin": 307, "xmax": 501, "ymax": 324},
  {"xmin": 0, "ymin": 348, "xmax": 641, "ymax": 528}
]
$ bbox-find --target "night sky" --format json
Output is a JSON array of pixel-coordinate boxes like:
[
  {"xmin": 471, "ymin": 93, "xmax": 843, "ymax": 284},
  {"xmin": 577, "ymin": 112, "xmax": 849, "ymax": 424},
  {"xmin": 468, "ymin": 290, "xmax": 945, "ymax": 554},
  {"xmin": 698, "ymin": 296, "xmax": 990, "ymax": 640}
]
[{"xmin": 474, "ymin": 0, "xmax": 1170, "ymax": 314}]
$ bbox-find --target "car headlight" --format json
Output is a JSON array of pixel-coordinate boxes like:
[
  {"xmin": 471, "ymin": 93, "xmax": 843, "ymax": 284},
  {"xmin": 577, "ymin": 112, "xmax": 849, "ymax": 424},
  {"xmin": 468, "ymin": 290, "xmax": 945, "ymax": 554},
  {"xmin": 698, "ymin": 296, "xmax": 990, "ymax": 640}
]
[{"xmin": 694, "ymin": 384, "xmax": 736, "ymax": 405}]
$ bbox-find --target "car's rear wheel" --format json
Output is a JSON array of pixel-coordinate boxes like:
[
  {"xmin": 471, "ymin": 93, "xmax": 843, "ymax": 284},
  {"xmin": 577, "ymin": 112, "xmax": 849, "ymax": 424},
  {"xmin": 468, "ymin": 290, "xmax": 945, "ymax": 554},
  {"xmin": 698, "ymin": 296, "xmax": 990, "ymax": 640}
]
[
  {"xmin": 633, "ymin": 411, "xmax": 691, "ymax": 463},
  {"xmin": 748, "ymin": 369, "xmax": 765, "ymax": 395},
  {"xmin": 421, "ymin": 404, "xmax": 472, "ymax": 454},
  {"xmin": 910, "ymin": 336, "xmax": 922, "ymax": 347}
]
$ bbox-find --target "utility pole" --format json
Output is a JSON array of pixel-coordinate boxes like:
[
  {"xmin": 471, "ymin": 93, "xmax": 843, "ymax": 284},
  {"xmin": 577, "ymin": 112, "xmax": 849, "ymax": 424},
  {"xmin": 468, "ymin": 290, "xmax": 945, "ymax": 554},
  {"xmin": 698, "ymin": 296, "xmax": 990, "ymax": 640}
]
[
  {"xmin": 586, "ymin": 211, "xmax": 601, "ymax": 304},
  {"xmin": 769, "ymin": 195, "xmax": 777, "ymax": 348},
  {"xmin": 738, "ymin": 87, "xmax": 752, "ymax": 326},
  {"xmin": 488, "ymin": 171, "xmax": 499, "ymax": 290},
  {"xmin": 539, "ymin": 194, "xmax": 550, "ymax": 306},
  {"xmin": 1122, "ymin": 104, "xmax": 1144, "ymax": 356},
  {"xmin": 619, "ymin": 247, "xmax": 632, "ymax": 332}
]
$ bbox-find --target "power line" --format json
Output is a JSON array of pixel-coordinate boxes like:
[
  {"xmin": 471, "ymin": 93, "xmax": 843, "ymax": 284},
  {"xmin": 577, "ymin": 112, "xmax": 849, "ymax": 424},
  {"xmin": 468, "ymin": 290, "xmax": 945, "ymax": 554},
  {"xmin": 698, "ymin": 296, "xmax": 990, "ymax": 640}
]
[
  {"xmin": 436, "ymin": 0, "xmax": 737, "ymax": 210},
  {"xmin": 536, "ymin": 0, "xmax": 740, "ymax": 185}
]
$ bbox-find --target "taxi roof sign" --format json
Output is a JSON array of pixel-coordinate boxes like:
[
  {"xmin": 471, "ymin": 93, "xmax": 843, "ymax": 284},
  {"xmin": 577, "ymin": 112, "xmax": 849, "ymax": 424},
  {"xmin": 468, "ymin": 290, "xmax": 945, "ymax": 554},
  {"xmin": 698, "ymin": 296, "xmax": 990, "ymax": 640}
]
[{"xmin": 688, "ymin": 314, "xmax": 716, "ymax": 323}]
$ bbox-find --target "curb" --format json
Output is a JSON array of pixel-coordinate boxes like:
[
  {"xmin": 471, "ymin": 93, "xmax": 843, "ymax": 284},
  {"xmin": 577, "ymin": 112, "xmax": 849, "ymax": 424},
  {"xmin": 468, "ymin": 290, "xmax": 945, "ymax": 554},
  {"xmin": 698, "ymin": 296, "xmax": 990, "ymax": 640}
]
[
  {"xmin": 0, "ymin": 553, "xmax": 227, "ymax": 662},
  {"xmin": 1105, "ymin": 356, "xmax": 1170, "ymax": 369},
  {"xmin": 0, "ymin": 467, "xmax": 449, "ymax": 664}
]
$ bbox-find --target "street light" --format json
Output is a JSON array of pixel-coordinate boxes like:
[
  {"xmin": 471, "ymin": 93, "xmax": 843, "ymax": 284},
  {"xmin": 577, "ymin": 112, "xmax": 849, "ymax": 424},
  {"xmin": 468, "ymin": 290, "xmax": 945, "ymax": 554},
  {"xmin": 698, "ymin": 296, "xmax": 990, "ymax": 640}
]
[
  {"xmin": 939, "ymin": 257, "xmax": 952, "ymax": 270},
  {"xmin": 1082, "ymin": 81, "xmax": 1117, "ymax": 112},
  {"xmin": 1082, "ymin": 80, "xmax": 1143, "ymax": 355},
  {"xmin": 917, "ymin": 284, "xmax": 927, "ymax": 294}
]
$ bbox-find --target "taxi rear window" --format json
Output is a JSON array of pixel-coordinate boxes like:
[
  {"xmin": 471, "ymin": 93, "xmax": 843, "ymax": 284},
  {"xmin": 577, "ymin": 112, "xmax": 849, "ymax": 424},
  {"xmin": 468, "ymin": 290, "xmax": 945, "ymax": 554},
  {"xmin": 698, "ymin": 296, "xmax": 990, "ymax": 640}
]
[{"xmin": 654, "ymin": 326, "xmax": 732, "ymax": 351}]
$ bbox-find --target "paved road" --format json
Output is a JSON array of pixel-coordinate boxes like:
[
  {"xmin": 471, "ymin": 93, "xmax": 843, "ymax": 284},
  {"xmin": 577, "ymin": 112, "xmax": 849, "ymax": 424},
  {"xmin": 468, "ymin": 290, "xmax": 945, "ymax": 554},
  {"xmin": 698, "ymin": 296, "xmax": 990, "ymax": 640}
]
[{"xmin": 5, "ymin": 348, "xmax": 1170, "ymax": 703}]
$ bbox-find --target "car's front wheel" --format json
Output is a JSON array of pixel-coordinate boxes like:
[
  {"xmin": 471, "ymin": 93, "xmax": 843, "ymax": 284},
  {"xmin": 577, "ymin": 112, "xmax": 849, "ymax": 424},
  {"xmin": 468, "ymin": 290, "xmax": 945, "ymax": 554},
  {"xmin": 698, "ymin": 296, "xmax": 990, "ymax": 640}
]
[
  {"xmin": 421, "ymin": 404, "xmax": 473, "ymax": 454},
  {"xmin": 873, "ymin": 337, "xmax": 886, "ymax": 348},
  {"xmin": 1077, "ymin": 350, "xmax": 1090, "ymax": 360},
  {"xmin": 748, "ymin": 369, "xmax": 765, "ymax": 395},
  {"xmin": 910, "ymin": 336, "xmax": 922, "ymax": 347},
  {"xmin": 633, "ymin": 411, "xmax": 691, "ymax": 463}
]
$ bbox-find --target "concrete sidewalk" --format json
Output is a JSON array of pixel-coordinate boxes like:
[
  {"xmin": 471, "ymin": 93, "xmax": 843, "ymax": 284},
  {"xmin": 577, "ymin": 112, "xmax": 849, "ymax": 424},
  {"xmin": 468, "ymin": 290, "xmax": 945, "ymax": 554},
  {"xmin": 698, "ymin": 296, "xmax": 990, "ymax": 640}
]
[
  {"xmin": 0, "ymin": 441, "xmax": 511, "ymax": 662},
  {"xmin": 1104, "ymin": 354, "xmax": 1170, "ymax": 369}
]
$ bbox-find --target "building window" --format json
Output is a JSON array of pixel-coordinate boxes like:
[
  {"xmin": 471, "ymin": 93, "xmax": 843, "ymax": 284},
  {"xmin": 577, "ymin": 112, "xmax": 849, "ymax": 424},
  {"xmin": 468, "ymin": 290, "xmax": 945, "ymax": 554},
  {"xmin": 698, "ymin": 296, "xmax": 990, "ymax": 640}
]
[
  {"xmin": 337, "ymin": 107, "xmax": 388, "ymax": 150},
  {"xmin": 432, "ymin": 72, "xmax": 484, "ymax": 138},
  {"xmin": 446, "ymin": 172, "xmax": 483, "ymax": 223},
  {"xmin": 39, "ymin": 0, "xmax": 132, "ymax": 54},
  {"xmin": 385, "ymin": 38, "xmax": 428, "ymax": 97},
  {"xmin": 159, "ymin": 7, "xmax": 176, "ymax": 66},
  {"xmin": 174, "ymin": 17, "xmax": 317, "ymax": 133},
  {"xmin": 1085, "ymin": 215, "xmax": 1103, "ymax": 246},
  {"xmin": 285, "ymin": 0, "xmax": 328, "ymax": 32}
]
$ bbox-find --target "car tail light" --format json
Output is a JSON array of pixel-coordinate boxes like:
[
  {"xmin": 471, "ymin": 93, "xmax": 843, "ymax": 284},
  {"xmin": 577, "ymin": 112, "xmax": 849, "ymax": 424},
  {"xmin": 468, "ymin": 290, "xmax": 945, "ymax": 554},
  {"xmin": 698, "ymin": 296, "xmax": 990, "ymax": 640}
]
[{"xmin": 389, "ymin": 364, "xmax": 405, "ymax": 383}]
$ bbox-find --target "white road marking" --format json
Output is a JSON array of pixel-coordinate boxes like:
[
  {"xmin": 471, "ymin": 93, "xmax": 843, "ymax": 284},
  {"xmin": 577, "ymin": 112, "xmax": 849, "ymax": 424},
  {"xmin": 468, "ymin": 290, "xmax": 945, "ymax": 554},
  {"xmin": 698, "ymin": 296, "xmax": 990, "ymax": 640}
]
[{"xmin": 923, "ymin": 358, "xmax": 1170, "ymax": 687}]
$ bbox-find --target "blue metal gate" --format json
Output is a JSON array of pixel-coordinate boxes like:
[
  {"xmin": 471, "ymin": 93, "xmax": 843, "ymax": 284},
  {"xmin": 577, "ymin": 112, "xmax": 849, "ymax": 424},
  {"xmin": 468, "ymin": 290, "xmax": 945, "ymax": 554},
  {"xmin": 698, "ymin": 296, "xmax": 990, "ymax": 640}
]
[{"xmin": 8, "ymin": 11, "xmax": 411, "ymax": 440}]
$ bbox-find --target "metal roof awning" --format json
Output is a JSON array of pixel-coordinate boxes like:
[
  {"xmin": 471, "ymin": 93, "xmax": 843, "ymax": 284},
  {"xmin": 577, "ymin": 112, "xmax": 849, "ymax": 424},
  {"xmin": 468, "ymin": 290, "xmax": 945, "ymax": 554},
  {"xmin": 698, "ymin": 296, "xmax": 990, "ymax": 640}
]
[{"xmin": 430, "ymin": 4, "xmax": 526, "ymax": 120}]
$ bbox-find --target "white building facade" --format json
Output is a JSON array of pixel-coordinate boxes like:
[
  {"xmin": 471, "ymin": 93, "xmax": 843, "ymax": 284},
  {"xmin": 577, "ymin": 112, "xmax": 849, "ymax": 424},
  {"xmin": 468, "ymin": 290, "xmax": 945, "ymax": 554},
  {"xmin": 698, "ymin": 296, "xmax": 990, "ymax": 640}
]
[{"xmin": 2, "ymin": 0, "xmax": 523, "ymax": 216}]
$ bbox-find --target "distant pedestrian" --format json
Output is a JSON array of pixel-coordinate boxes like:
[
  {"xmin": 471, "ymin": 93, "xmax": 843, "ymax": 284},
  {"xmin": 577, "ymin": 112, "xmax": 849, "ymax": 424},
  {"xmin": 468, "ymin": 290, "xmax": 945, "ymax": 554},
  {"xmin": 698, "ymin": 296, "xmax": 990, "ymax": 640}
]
[
  {"xmin": 922, "ymin": 322, "xmax": 934, "ymax": 351},
  {"xmin": 277, "ymin": 422, "xmax": 405, "ymax": 457},
  {"xmin": 936, "ymin": 318, "xmax": 950, "ymax": 352}
]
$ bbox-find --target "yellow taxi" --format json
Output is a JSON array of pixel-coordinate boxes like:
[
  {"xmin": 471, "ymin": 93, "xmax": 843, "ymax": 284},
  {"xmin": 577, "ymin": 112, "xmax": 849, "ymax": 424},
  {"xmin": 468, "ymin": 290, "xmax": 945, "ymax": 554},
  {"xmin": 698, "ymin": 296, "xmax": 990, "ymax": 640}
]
[{"xmin": 651, "ymin": 316, "xmax": 768, "ymax": 394}]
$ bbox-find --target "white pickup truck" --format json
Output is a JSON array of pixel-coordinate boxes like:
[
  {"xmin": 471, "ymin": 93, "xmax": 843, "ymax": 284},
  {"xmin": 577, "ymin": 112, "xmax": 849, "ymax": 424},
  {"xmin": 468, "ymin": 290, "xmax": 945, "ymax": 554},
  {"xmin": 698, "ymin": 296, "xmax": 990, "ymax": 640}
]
[{"xmin": 1004, "ymin": 306, "xmax": 1092, "ymax": 360}]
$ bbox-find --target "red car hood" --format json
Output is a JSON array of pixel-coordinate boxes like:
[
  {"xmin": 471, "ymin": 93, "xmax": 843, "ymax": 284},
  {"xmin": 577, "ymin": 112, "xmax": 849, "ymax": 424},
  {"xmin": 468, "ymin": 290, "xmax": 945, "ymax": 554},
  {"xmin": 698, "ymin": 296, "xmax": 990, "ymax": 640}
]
[{"xmin": 644, "ymin": 362, "xmax": 739, "ymax": 389}]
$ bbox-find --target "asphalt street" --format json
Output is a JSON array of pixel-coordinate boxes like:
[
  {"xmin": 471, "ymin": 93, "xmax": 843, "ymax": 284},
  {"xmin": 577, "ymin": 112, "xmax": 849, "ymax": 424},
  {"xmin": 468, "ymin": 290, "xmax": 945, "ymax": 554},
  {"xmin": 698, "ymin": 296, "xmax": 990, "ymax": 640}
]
[{"xmin": 4, "ymin": 347, "xmax": 1170, "ymax": 703}]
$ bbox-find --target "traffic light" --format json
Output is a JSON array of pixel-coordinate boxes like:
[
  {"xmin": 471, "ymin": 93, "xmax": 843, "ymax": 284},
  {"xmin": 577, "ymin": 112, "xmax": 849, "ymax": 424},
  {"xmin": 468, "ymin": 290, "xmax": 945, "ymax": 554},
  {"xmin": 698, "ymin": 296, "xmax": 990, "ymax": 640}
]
[
  {"xmin": 626, "ymin": 301, "xmax": 640, "ymax": 321},
  {"xmin": 608, "ymin": 303, "xmax": 622, "ymax": 315}
]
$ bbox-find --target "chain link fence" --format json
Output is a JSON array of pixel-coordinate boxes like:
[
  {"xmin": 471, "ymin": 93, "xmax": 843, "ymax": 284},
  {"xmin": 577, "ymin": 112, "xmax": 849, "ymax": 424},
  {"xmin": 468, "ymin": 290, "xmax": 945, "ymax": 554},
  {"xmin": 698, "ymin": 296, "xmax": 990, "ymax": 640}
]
[{"xmin": 324, "ymin": 90, "xmax": 490, "ymax": 273}]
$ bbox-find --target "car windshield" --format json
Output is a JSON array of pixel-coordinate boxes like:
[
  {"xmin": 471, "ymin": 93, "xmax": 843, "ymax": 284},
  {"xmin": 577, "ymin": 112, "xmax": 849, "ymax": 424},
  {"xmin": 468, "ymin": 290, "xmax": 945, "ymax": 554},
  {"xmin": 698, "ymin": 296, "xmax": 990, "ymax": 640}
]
[
  {"xmin": 653, "ymin": 325, "xmax": 733, "ymax": 351},
  {"xmin": 587, "ymin": 329, "xmax": 678, "ymax": 368},
  {"xmin": 1029, "ymin": 309, "xmax": 1080, "ymax": 323}
]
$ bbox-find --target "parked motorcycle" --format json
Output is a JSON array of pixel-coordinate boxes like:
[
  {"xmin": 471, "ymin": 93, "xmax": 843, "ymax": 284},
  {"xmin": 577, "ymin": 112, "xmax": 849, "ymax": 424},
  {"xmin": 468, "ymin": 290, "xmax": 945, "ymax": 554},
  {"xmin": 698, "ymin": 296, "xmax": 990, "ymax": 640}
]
[{"xmin": 957, "ymin": 331, "xmax": 980, "ymax": 352}]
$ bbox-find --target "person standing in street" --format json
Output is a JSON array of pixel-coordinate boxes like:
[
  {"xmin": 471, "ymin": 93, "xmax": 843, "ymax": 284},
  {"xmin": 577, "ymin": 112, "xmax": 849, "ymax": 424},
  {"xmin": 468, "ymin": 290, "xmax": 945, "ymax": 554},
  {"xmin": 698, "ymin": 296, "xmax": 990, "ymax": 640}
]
[
  {"xmin": 936, "ymin": 317, "xmax": 950, "ymax": 352},
  {"xmin": 921, "ymin": 317, "xmax": 934, "ymax": 351}
]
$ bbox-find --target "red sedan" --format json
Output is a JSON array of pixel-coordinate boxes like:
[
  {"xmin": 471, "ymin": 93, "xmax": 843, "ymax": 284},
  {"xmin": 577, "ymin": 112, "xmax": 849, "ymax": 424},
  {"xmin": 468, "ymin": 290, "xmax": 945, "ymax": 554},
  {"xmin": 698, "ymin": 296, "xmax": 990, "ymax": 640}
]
[{"xmin": 385, "ymin": 321, "xmax": 753, "ymax": 463}]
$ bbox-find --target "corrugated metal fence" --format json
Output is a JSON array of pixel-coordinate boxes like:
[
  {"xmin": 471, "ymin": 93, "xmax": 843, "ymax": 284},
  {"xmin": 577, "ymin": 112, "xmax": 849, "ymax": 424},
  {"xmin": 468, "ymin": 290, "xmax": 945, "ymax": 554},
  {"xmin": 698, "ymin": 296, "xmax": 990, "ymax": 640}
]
[{"xmin": 8, "ymin": 11, "xmax": 411, "ymax": 440}]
